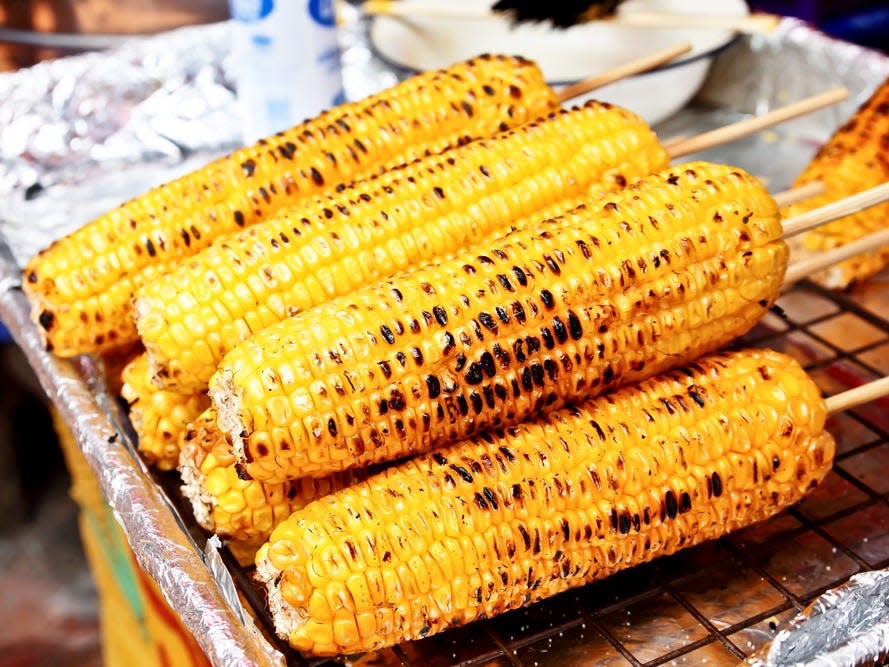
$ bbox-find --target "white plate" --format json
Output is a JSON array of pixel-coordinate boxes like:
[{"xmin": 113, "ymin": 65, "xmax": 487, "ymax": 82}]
[{"xmin": 368, "ymin": 0, "xmax": 749, "ymax": 124}]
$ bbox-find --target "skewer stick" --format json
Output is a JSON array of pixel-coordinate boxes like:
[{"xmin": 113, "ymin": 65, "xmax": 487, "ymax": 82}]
[
  {"xmin": 666, "ymin": 88, "xmax": 849, "ymax": 158},
  {"xmin": 556, "ymin": 41, "xmax": 692, "ymax": 103},
  {"xmin": 772, "ymin": 181, "xmax": 825, "ymax": 208},
  {"xmin": 781, "ymin": 181, "xmax": 889, "ymax": 238},
  {"xmin": 783, "ymin": 227, "xmax": 889, "ymax": 286},
  {"xmin": 610, "ymin": 11, "xmax": 781, "ymax": 35},
  {"xmin": 826, "ymin": 376, "xmax": 889, "ymax": 414}
]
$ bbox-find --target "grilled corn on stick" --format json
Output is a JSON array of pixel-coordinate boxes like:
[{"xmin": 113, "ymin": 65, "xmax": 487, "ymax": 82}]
[
  {"xmin": 210, "ymin": 162, "xmax": 788, "ymax": 482},
  {"xmin": 136, "ymin": 101, "xmax": 669, "ymax": 392},
  {"xmin": 784, "ymin": 76, "xmax": 889, "ymax": 289},
  {"xmin": 178, "ymin": 409, "xmax": 361, "ymax": 564},
  {"xmin": 120, "ymin": 353, "xmax": 210, "ymax": 470},
  {"xmin": 255, "ymin": 347, "xmax": 834, "ymax": 655},
  {"xmin": 23, "ymin": 54, "xmax": 558, "ymax": 357}
]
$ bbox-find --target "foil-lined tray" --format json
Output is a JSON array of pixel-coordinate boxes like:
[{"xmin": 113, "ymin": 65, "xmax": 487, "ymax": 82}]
[{"xmin": 1, "ymin": 13, "xmax": 888, "ymax": 667}]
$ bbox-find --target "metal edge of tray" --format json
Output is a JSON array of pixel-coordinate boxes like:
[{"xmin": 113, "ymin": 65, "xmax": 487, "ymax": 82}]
[{"xmin": 0, "ymin": 232, "xmax": 284, "ymax": 667}]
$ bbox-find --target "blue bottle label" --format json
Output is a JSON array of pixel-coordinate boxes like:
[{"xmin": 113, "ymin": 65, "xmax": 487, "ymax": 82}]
[
  {"xmin": 308, "ymin": 0, "xmax": 336, "ymax": 26},
  {"xmin": 231, "ymin": 0, "xmax": 275, "ymax": 22}
]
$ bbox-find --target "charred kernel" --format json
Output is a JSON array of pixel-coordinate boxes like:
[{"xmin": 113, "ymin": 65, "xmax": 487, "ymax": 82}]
[
  {"xmin": 679, "ymin": 492, "xmax": 692, "ymax": 513},
  {"xmin": 478, "ymin": 312, "xmax": 497, "ymax": 331},
  {"xmin": 688, "ymin": 388, "xmax": 706, "ymax": 408},
  {"xmin": 494, "ymin": 383, "xmax": 508, "ymax": 400},
  {"xmin": 513, "ymin": 340, "xmax": 526, "ymax": 363},
  {"xmin": 519, "ymin": 367, "xmax": 533, "ymax": 392},
  {"xmin": 241, "ymin": 159, "xmax": 256, "ymax": 177},
  {"xmin": 379, "ymin": 400, "xmax": 388, "ymax": 414},
  {"xmin": 539, "ymin": 289, "xmax": 555, "ymax": 308},
  {"xmin": 567, "ymin": 311, "xmax": 583, "ymax": 340},
  {"xmin": 497, "ymin": 275, "xmax": 514, "ymax": 291},
  {"xmin": 38, "ymin": 310, "xmax": 55, "ymax": 330},
  {"xmin": 543, "ymin": 359, "xmax": 558, "ymax": 380},
  {"xmin": 711, "ymin": 472, "xmax": 723, "ymax": 497},
  {"xmin": 480, "ymin": 353, "xmax": 496, "ymax": 377},
  {"xmin": 327, "ymin": 418, "xmax": 338, "ymax": 437},
  {"xmin": 464, "ymin": 363, "xmax": 484, "ymax": 385},
  {"xmin": 456, "ymin": 394, "xmax": 469, "ymax": 416},
  {"xmin": 426, "ymin": 375, "xmax": 441, "ymax": 398},
  {"xmin": 541, "ymin": 328, "xmax": 555, "ymax": 350},
  {"xmin": 433, "ymin": 305, "xmax": 448, "ymax": 326},
  {"xmin": 388, "ymin": 389, "xmax": 406, "ymax": 411},
  {"xmin": 526, "ymin": 336, "xmax": 541, "ymax": 354},
  {"xmin": 544, "ymin": 254, "xmax": 561, "ymax": 274},
  {"xmin": 380, "ymin": 325, "xmax": 395, "ymax": 344},
  {"xmin": 233, "ymin": 210, "xmax": 245, "ymax": 226},
  {"xmin": 470, "ymin": 392, "xmax": 483, "ymax": 413},
  {"xmin": 482, "ymin": 487, "xmax": 498, "ymax": 510},
  {"xmin": 619, "ymin": 513, "xmax": 631, "ymax": 534},
  {"xmin": 512, "ymin": 266, "xmax": 528, "ymax": 286},
  {"xmin": 442, "ymin": 332, "xmax": 455, "ymax": 354},
  {"xmin": 395, "ymin": 351, "xmax": 406, "ymax": 366},
  {"xmin": 432, "ymin": 452, "xmax": 448, "ymax": 465},
  {"xmin": 377, "ymin": 361, "xmax": 392, "ymax": 378},
  {"xmin": 510, "ymin": 378, "xmax": 521, "ymax": 398},
  {"xmin": 660, "ymin": 398, "xmax": 676, "ymax": 415},
  {"xmin": 474, "ymin": 492, "xmax": 488, "ymax": 510},
  {"xmin": 665, "ymin": 490, "xmax": 678, "ymax": 519},
  {"xmin": 145, "ymin": 239, "xmax": 156, "ymax": 257},
  {"xmin": 482, "ymin": 386, "xmax": 496, "ymax": 408},
  {"xmin": 454, "ymin": 353, "xmax": 467, "ymax": 371},
  {"xmin": 433, "ymin": 186, "xmax": 445, "ymax": 199},
  {"xmin": 530, "ymin": 363, "xmax": 544, "ymax": 386},
  {"xmin": 310, "ymin": 167, "xmax": 324, "ymax": 185},
  {"xmin": 511, "ymin": 302, "xmax": 526, "ymax": 324},
  {"xmin": 552, "ymin": 317, "xmax": 568, "ymax": 344},
  {"xmin": 410, "ymin": 347, "xmax": 423, "ymax": 365}
]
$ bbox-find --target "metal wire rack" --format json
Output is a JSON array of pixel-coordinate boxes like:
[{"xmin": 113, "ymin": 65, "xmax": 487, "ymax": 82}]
[{"xmin": 182, "ymin": 276, "xmax": 888, "ymax": 667}]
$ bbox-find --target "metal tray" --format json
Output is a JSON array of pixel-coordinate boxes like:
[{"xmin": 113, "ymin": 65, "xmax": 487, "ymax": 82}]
[{"xmin": 1, "ymin": 15, "xmax": 888, "ymax": 667}]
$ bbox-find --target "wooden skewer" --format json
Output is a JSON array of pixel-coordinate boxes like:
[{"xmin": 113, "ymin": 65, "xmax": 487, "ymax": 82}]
[
  {"xmin": 826, "ymin": 376, "xmax": 889, "ymax": 414},
  {"xmin": 772, "ymin": 181, "xmax": 825, "ymax": 208},
  {"xmin": 609, "ymin": 11, "xmax": 781, "ymax": 35},
  {"xmin": 781, "ymin": 181, "xmax": 889, "ymax": 238},
  {"xmin": 556, "ymin": 41, "xmax": 692, "ymax": 104},
  {"xmin": 666, "ymin": 88, "xmax": 848, "ymax": 158},
  {"xmin": 359, "ymin": 2, "xmax": 781, "ymax": 35},
  {"xmin": 783, "ymin": 227, "xmax": 889, "ymax": 286}
]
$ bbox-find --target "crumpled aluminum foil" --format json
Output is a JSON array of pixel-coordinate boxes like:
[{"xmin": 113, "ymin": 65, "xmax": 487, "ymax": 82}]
[
  {"xmin": 744, "ymin": 570, "xmax": 889, "ymax": 667},
  {"xmin": 1, "ymin": 11, "xmax": 889, "ymax": 667}
]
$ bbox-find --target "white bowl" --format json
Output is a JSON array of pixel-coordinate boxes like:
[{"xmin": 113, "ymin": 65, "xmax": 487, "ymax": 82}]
[{"xmin": 368, "ymin": 0, "xmax": 749, "ymax": 125}]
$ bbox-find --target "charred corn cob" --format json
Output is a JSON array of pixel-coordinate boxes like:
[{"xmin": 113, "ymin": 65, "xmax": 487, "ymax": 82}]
[
  {"xmin": 136, "ymin": 101, "xmax": 669, "ymax": 392},
  {"xmin": 120, "ymin": 354, "xmax": 210, "ymax": 469},
  {"xmin": 210, "ymin": 162, "xmax": 788, "ymax": 482},
  {"xmin": 23, "ymin": 54, "xmax": 558, "ymax": 357},
  {"xmin": 178, "ymin": 409, "xmax": 361, "ymax": 564},
  {"xmin": 256, "ymin": 347, "xmax": 834, "ymax": 655},
  {"xmin": 784, "ymin": 76, "xmax": 889, "ymax": 289}
]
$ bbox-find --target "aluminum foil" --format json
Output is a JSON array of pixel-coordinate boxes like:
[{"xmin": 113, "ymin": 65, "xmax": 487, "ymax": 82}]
[
  {"xmin": 1, "ymin": 11, "xmax": 889, "ymax": 667},
  {"xmin": 744, "ymin": 570, "xmax": 889, "ymax": 667}
]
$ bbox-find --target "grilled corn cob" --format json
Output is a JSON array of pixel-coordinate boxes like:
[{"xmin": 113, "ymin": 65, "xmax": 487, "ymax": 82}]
[
  {"xmin": 136, "ymin": 101, "xmax": 669, "ymax": 392},
  {"xmin": 120, "ymin": 353, "xmax": 210, "ymax": 469},
  {"xmin": 210, "ymin": 162, "xmax": 788, "ymax": 482},
  {"xmin": 23, "ymin": 54, "xmax": 558, "ymax": 357},
  {"xmin": 256, "ymin": 347, "xmax": 834, "ymax": 655},
  {"xmin": 178, "ymin": 409, "xmax": 361, "ymax": 564},
  {"xmin": 784, "ymin": 76, "xmax": 889, "ymax": 289}
]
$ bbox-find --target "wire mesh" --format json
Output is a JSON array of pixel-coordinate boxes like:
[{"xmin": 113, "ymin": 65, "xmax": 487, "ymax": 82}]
[{"xmin": 203, "ymin": 276, "xmax": 889, "ymax": 667}]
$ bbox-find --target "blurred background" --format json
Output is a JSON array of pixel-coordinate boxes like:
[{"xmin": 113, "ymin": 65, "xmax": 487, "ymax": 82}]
[{"xmin": 0, "ymin": 1, "xmax": 886, "ymax": 665}]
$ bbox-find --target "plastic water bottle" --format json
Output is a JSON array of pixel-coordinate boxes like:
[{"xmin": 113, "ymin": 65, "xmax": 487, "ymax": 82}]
[{"xmin": 229, "ymin": 0, "xmax": 345, "ymax": 144}]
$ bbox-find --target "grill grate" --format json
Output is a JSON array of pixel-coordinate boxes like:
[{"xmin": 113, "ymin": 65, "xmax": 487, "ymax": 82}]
[{"xmin": 185, "ymin": 277, "xmax": 889, "ymax": 667}]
